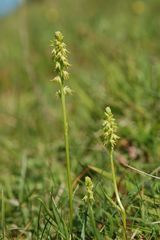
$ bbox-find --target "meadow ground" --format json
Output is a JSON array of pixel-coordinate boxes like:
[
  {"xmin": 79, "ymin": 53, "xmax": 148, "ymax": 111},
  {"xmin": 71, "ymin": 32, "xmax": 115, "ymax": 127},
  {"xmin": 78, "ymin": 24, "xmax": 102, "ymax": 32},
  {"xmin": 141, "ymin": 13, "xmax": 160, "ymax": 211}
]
[{"xmin": 0, "ymin": 0, "xmax": 160, "ymax": 239}]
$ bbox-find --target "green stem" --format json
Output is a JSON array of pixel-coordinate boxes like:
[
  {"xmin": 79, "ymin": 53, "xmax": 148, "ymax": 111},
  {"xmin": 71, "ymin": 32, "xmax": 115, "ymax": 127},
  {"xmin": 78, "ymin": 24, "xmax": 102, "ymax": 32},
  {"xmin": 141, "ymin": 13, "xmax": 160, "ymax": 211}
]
[
  {"xmin": 88, "ymin": 204, "xmax": 100, "ymax": 240},
  {"xmin": 60, "ymin": 81, "xmax": 73, "ymax": 230},
  {"xmin": 110, "ymin": 148, "xmax": 127, "ymax": 240}
]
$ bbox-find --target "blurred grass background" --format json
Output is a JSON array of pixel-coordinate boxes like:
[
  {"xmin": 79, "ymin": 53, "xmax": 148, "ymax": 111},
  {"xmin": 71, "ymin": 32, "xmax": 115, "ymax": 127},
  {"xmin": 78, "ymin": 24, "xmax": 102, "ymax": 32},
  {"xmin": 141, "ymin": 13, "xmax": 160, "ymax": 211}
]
[{"xmin": 0, "ymin": 0, "xmax": 160, "ymax": 237}]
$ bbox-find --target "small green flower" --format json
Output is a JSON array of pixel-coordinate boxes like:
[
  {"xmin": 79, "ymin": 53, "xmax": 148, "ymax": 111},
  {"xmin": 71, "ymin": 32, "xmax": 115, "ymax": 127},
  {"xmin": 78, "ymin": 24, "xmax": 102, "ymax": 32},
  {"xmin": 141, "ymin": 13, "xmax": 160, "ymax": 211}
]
[
  {"xmin": 83, "ymin": 176, "xmax": 94, "ymax": 205},
  {"xmin": 103, "ymin": 107, "xmax": 120, "ymax": 149},
  {"xmin": 51, "ymin": 31, "xmax": 70, "ymax": 84}
]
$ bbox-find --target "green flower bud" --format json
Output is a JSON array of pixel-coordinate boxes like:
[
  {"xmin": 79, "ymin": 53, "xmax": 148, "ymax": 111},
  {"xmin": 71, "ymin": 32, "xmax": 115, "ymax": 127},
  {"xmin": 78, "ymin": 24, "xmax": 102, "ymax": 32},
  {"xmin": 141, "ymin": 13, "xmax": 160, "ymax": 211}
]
[
  {"xmin": 83, "ymin": 176, "xmax": 94, "ymax": 205},
  {"xmin": 103, "ymin": 107, "xmax": 120, "ymax": 149}
]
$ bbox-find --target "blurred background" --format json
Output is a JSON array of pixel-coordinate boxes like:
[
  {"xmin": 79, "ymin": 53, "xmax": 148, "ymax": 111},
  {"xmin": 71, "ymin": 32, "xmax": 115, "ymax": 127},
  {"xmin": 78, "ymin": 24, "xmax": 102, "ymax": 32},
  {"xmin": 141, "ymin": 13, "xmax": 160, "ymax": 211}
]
[{"xmin": 0, "ymin": 0, "xmax": 160, "ymax": 190}]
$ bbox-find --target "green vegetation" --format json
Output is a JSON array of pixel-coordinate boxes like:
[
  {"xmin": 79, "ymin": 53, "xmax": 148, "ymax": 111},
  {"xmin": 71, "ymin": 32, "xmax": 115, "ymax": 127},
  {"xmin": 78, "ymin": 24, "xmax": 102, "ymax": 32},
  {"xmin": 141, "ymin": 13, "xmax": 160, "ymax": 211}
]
[{"xmin": 0, "ymin": 0, "xmax": 160, "ymax": 239}]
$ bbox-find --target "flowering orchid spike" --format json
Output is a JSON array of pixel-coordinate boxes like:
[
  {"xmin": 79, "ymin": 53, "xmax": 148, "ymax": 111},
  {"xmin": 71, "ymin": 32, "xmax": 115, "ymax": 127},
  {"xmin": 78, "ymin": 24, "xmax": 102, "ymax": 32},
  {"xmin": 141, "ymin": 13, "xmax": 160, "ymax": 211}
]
[
  {"xmin": 83, "ymin": 176, "xmax": 94, "ymax": 205},
  {"xmin": 51, "ymin": 31, "xmax": 70, "ymax": 84},
  {"xmin": 103, "ymin": 106, "xmax": 120, "ymax": 149},
  {"xmin": 51, "ymin": 32, "xmax": 73, "ymax": 229}
]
